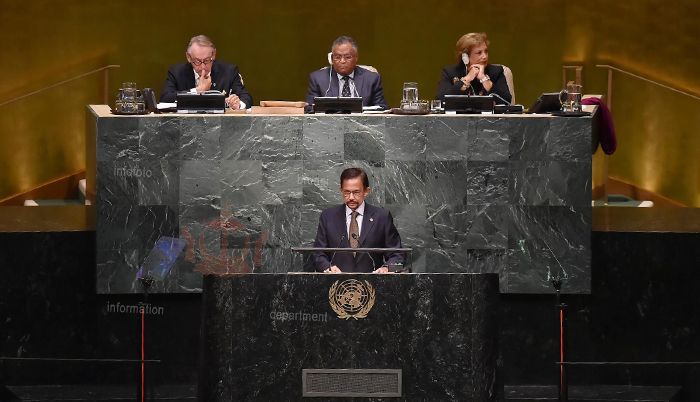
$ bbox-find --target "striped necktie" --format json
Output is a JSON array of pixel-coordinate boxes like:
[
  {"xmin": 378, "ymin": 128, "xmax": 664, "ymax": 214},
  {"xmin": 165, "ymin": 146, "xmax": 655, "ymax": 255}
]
[
  {"xmin": 349, "ymin": 211, "xmax": 359, "ymax": 253},
  {"xmin": 341, "ymin": 76, "xmax": 351, "ymax": 97}
]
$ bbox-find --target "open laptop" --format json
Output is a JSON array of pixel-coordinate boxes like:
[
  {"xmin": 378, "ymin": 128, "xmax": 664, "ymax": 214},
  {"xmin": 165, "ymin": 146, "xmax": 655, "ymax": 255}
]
[
  {"xmin": 527, "ymin": 93, "xmax": 562, "ymax": 114},
  {"xmin": 176, "ymin": 91, "xmax": 226, "ymax": 113},
  {"xmin": 312, "ymin": 97, "xmax": 363, "ymax": 114},
  {"xmin": 443, "ymin": 95, "xmax": 495, "ymax": 114}
]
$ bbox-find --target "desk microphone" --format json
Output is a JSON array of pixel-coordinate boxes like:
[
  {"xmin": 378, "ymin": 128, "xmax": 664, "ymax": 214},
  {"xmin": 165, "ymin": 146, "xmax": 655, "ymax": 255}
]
[
  {"xmin": 490, "ymin": 92, "xmax": 512, "ymax": 106},
  {"xmin": 324, "ymin": 67, "xmax": 333, "ymax": 96},
  {"xmin": 348, "ymin": 234, "xmax": 379, "ymax": 270},
  {"xmin": 351, "ymin": 76, "xmax": 361, "ymax": 98},
  {"xmin": 327, "ymin": 233, "xmax": 346, "ymax": 270},
  {"xmin": 323, "ymin": 52, "xmax": 335, "ymax": 96},
  {"xmin": 362, "ymin": 250, "xmax": 377, "ymax": 271}
]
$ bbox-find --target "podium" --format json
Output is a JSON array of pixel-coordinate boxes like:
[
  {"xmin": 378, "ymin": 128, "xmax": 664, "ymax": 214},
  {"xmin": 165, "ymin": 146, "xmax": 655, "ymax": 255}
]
[{"xmin": 198, "ymin": 273, "xmax": 500, "ymax": 401}]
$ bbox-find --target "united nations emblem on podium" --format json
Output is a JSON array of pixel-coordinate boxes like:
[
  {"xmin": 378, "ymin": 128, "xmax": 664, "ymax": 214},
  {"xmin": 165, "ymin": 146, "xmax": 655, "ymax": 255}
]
[{"xmin": 328, "ymin": 279, "xmax": 376, "ymax": 320}]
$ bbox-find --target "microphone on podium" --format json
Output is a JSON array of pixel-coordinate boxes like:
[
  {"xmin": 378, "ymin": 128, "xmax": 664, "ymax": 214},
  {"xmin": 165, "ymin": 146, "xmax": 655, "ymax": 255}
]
[{"xmin": 327, "ymin": 233, "xmax": 347, "ymax": 270}]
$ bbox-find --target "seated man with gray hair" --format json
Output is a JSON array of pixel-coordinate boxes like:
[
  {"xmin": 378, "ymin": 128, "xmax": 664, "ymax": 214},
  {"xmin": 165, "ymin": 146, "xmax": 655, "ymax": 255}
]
[
  {"xmin": 305, "ymin": 35, "xmax": 388, "ymax": 110},
  {"xmin": 160, "ymin": 34, "xmax": 253, "ymax": 109}
]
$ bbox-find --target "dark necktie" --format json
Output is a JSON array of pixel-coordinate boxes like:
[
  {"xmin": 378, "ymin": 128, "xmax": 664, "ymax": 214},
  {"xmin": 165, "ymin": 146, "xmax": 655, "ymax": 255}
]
[
  {"xmin": 349, "ymin": 211, "xmax": 359, "ymax": 252},
  {"xmin": 341, "ymin": 76, "xmax": 351, "ymax": 97}
]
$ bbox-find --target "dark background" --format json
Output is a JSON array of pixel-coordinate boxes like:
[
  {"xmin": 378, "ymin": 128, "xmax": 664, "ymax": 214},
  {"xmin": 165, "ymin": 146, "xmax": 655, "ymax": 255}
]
[{"xmin": 1, "ymin": 229, "xmax": 699, "ymax": 399}]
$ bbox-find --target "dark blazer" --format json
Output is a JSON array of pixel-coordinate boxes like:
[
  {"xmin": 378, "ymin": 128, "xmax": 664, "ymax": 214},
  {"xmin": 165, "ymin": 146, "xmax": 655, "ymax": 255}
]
[
  {"xmin": 306, "ymin": 66, "xmax": 388, "ymax": 110},
  {"xmin": 436, "ymin": 63, "xmax": 512, "ymax": 104},
  {"xmin": 313, "ymin": 203, "xmax": 403, "ymax": 273},
  {"xmin": 159, "ymin": 60, "xmax": 253, "ymax": 107}
]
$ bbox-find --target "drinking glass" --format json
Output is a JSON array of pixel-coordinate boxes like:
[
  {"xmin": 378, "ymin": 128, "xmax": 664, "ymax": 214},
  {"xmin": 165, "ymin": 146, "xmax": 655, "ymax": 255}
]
[
  {"xmin": 115, "ymin": 82, "xmax": 145, "ymax": 113},
  {"xmin": 402, "ymin": 82, "xmax": 419, "ymax": 103},
  {"xmin": 566, "ymin": 83, "xmax": 583, "ymax": 112},
  {"xmin": 559, "ymin": 83, "xmax": 583, "ymax": 112}
]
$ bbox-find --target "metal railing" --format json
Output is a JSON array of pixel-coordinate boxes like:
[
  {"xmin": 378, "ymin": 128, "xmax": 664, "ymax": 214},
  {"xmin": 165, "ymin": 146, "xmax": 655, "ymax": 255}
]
[
  {"xmin": 562, "ymin": 65, "xmax": 583, "ymax": 87},
  {"xmin": 596, "ymin": 64, "xmax": 700, "ymax": 110},
  {"xmin": 0, "ymin": 64, "xmax": 120, "ymax": 108}
]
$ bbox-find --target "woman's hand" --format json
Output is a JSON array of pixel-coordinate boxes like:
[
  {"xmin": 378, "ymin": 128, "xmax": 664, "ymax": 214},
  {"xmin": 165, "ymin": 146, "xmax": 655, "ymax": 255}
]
[
  {"xmin": 472, "ymin": 64, "xmax": 487, "ymax": 81},
  {"xmin": 473, "ymin": 64, "xmax": 492, "ymax": 91},
  {"xmin": 464, "ymin": 64, "xmax": 480, "ymax": 83}
]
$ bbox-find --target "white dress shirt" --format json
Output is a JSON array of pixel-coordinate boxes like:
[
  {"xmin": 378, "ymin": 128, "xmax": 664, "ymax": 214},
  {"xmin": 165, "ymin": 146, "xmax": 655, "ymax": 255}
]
[
  {"xmin": 336, "ymin": 71, "xmax": 359, "ymax": 97},
  {"xmin": 345, "ymin": 201, "xmax": 365, "ymax": 240}
]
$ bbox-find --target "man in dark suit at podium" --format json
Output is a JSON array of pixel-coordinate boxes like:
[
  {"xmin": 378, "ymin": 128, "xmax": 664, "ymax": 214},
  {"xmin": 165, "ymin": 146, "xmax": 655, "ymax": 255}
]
[
  {"xmin": 305, "ymin": 36, "xmax": 388, "ymax": 110},
  {"xmin": 160, "ymin": 34, "xmax": 252, "ymax": 109},
  {"xmin": 313, "ymin": 168, "xmax": 403, "ymax": 273}
]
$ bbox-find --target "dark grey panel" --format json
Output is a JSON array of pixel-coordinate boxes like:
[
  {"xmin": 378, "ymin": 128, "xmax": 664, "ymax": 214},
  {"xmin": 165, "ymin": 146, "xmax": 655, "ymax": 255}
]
[
  {"xmin": 96, "ymin": 117, "xmax": 139, "ymax": 162},
  {"xmin": 180, "ymin": 116, "xmax": 222, "ymax": 160},
  {"xmin": 138, "ymin": 116, "xmax": 180, "ymax": 160},
  {"xmin": 466, "ymin": 161, "xmax": 509, "ymax": 205},
  {"xmin": 470, "ymin": 117, "xmax": 511, "ymax": 161},
  {"xmin": 505, "ymin": 206, "xmax": 591, "ymax": 293},
  {"xmin": 510, "ymin": 160, "xmax": 592, "ymax": 206},
  {"xmin": 425, "ymin": 116, "xmax": 472, "ymax": 161}
]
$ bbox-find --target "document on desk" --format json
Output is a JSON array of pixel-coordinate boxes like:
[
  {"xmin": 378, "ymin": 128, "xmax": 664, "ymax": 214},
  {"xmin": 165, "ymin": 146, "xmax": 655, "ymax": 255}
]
[
  {"xmin": 157, "ymin": 102, "xmax": 177, "ymax": 110},
  {"xmin": 362, "ymin": 105, "xmax": 390, "ymax": 114}
]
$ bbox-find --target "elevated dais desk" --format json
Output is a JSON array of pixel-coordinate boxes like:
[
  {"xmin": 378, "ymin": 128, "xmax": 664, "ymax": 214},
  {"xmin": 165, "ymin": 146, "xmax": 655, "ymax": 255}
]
[{"xmin": 87, "ymin": 105, "xmax": 594, "ymax": 294}]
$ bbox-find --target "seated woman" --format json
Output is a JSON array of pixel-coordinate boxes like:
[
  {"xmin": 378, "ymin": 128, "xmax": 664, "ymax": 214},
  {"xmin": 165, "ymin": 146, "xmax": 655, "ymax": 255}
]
[{"xmin": 436, "ymin": 32, "xmax": 512, "ymax": 104}]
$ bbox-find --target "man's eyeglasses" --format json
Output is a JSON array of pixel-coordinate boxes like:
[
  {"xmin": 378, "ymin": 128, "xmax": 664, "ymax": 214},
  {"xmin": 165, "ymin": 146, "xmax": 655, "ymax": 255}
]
[
  {"xmin": 189, "ymin": 57, "xmax": 214, "ymax": 66},
  {"xmin": 342, "ymin": 190, "xmax": 363, "ymax": 198},
  {"xmin": 331, "ymin": 54, "xmax": 356, "ymax": 62}
]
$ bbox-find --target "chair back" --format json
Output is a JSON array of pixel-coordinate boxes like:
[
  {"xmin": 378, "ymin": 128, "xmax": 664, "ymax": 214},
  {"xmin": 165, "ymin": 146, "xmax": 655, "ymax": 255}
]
[
  {"xmin": 498, "ymin": 64, "xmax": 515, "ymax": 104},
  {"xmin": 358, "ymin": 65, "xmax": 378, "ymax": 73}
]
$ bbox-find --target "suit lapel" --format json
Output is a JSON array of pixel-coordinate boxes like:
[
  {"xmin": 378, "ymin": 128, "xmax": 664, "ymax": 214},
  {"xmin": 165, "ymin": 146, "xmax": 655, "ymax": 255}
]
[
  {"xmin": 358, "ymin": 204, "xmax": 376, "ymax": 247},
  {"xmin": 325, "ymin": 68, "xmax": 339, "ymax": 97},
  {"xmin": 353, "ymin": 67, "xmax": 365, "ymax": 98},
  {"xmin": 210, "ymin": 61, "xmax": 219, "ymax": 90},
  {"xmin": 183, "ymin": 66, "xmax": 196, "ymax": 90},
  {"xmin": 335, "ymin": 205, "xmax": 349, "ymax": 247}
]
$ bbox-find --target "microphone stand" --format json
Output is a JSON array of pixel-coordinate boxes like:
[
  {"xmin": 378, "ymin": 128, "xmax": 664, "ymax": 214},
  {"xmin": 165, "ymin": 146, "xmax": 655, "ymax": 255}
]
[
  {"xmin": 551, "ymin": 277, "xmax": 568, "ymax": 402},
  {"xmin": 138, "ymin": 275, "xmax": 154, "ymax": 402}
]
